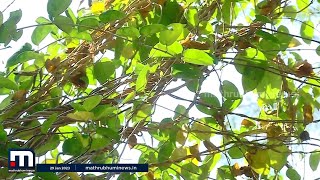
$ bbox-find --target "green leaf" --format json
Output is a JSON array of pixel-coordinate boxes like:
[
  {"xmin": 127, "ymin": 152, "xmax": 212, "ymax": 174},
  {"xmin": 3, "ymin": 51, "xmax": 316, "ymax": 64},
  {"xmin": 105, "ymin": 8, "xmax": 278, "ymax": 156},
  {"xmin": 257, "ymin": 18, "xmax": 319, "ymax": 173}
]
[
  {"xmin": 149, "ymin": 42, "xmax": 183, "ymax": 58},
  {"xmin": 220, "ymin": 80, "xmax": 240, "ymax": 100},
  {"xmin": 310, "ymin": 151, "xmax": 320, "ymax": 171},
  {"xmin": 31, "ymin": 25, "xmax": 53, "ymax": 45},
  {"xmin": 0, "ymin": 76, "xmax": 18, "ymax": 90},
  {"xmin": 140, "ymin": 24, "xmax": 167, "ymax": 36},
  {"xmin": 159, "ymin": 23, "xmax": 184, "ymax": 46},
  {"xmin": 286, "ymin": 168, "xmax": 301, "ymax": 180},
  {"xmin": 69, "ymin": 30, "xmax": 93, "ymax": 41},
  {"xmin": 227, "ymin": 145, "xmax": 246, "ymax": 159},
  {"xmin": 99, "ymin": 10, "xmax": 126, "ymax": 23},
  {"xmin": 172, "ymin": 64, "xmax": 202, "ymax": 79},
  {"xmin": 0, "ymin": 11, "xmax": 3, "ymax": 26},
  {"xmin": 255, "ymin": 15, "xmax": 272, "ymax": 23},
  {"xmin": 0, "ymin": 10, "xmax": 22, "ymax": 44},
  {"xmin": 283, "ymin": 6, "xmax": 297, "ymax": 19},
  {"xmin": 316, "ymin": 45, "xmax": 320, "ymax": 56},
  {"xmin": 36, "ymin": 172, "xmax": 59, "ymax": 180},
  {"xmin": 116, "ymin": 27, "xmax": 140, "ymax": 39},
  {"xmin": 7, "ymin": 51, "xmax": 42, "ymax": 67},
  {"xmin": 12, "ymin": 29, "xmax": 22, "ymax": 41},
  {"xmin": 62, "ymin": 137, "xmax": 83, "ymax": 156},
  {"xmin": 184, "ymin": 8, "xmax": 199, "ymax": 27},
  {"xmin": 181, "ymin": 162, "xmax": 200, "ymax": 179},
  {"xmin": 93, "ymin": 61, "xmax": 115, "ymax": 84},
  {"xmin": 8, "ymin": 9, "xmax": 22, "ymax": 24},
  {"xmin": 248, "ymin": 149, "xmax": 270, "ymax": 175},
  {"xmin": 6, "ymin": 43, "xmax": 32, "ymax": 66},
  {"xmin": 275, "ymin": 25, "xmax": 292, "ymax": 49},
  {"xmin": 35, "ymin": 135, "xmax": 60, "ymax": 156},
  {"xmin": 36, "ymin": 17, "xmax": 51, "ymax": 24},
  {"xmin": 0, "ymin": 95, "xmax": 13, "ymax": 111},
  {"xmin": 191, "ymin": 121, "xmax": 211, "ymax": 140},
  {"xmin": 196, "ymin": 93, "xmax": 220, "ymax": 115},
  {"xmin": 83, "ymin": 95, "xmax": 102, "ymax": 111},
  {"xmin": 0, "ymin": 24, "xmax": 14, "ymax": 44},
  {"xmin": 0, "ymin": 124, "xmax": 6, "ymax": 142},
  {"xmin": 300, "ymin": 20, "xmax": 314, "ymax": 44},
  {"xmin": 268, "ymin": 140, "xmax": 290, "ymax": 171},
  {"xmin": 90, "ymin": 134, "xmax": 110, "ymax": 151},
  {"xmin": 158, "ymin": 142, "xmax": 175, "ymax": 163},
  {"xmin": 122, "ymin": 91, "xmax": 136, "ymax": 104},
  {"xmin": 183, "ymin": 49, "xmax": 214, "ymax": 66},
  {"xmin": 67, "ymin": 111, "xmax": 94, "ymax": 121},
  {"xmin": 41, "ymin": 113, "xmax": 58, "ymax": 134},
  {"xmin": 71, "ymin": 103, "xmax": 85, "ymax": 111},
  {"xmin": 93, "ymin": 105, "xmax": 116, "ymax": 120},
  {"xmin": 296, "ymin": 0, "xmax": 310, "ymax": 12},
  {"xmin": 47, "ymin": 0, "xmax": 72, "ymax": 18},
  {"xmin": 256, "ymin": 30, "xmax": 279, "ymax": 43},
  {"xmin": 201, "ymin": 154, "xmax": 221, "ymax": 175},
  {"xmin": 242, "ymin": 69, "xmax": 264, "ymax": 93},
  {"xmin": 217, "ymin": 165, "xmax": 235, "ymax": 180},
  {"xmin": 96, "ymin": 127, "xmax": 120, "ymax": 141},
  {"xmin": 223, "ymin": 98, "xmax": 242, "ymax": 111},
  {"xmin": 58, "ymin": 125, "xmax": 78, "ymax": 139},
  {"xmin": 78, "ymin": 18, "xmax": 99, "ymax": 32},
  {"xmin": 53, "ymin": 15, "xmax": 74, "ymax": 33},
  {"xmin": 235, "ymin": 48, "xmax": 267, "ymax": 74},
  {"xmin": 133, "ymin": 103, "xmax": 152, "ymax": 123},
  {"xmin": 136, "ymin": 65, "xmax": 149, "ymax": 92},
  {"xmin": 221, "ymin": 0, "xmax": 231, "ymax": 24},
  {"xmin": 258, "ymin": 39, "xmax": 280, "ymax": 60},
  {"xmin": 65, "ymin": 8, "xmax": 77, "ymax": 23}
]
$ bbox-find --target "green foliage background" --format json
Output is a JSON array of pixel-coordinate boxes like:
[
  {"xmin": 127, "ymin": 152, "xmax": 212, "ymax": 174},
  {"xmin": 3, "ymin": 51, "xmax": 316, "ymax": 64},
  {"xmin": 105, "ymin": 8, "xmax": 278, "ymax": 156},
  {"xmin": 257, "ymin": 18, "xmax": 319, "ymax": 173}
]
[{"xmin": 0, "ymin": 0, "xmax": 320, "ymax": 179}]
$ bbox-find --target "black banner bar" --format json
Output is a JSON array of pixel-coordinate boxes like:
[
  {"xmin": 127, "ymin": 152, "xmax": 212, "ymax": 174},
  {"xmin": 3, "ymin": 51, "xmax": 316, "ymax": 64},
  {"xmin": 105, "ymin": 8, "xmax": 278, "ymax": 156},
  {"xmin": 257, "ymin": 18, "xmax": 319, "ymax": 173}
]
[{"xmin": 36, "ymin": 164, "xmax": 148, "ymax": 172}]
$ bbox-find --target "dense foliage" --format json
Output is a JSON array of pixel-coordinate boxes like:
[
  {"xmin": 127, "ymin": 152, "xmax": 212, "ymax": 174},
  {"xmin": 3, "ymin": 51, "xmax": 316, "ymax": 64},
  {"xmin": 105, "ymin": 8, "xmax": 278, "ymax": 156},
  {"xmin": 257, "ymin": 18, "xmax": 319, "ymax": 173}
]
[{"xmin": 1, "ymin": 0, "xmax": 320, "ymax": 179}]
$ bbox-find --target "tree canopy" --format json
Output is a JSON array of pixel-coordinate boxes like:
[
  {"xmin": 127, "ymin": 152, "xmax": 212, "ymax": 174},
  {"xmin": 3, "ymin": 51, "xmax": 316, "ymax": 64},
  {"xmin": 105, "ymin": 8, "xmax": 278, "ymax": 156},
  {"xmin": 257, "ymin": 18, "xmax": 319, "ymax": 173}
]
[{"xmin": 1, "ymin": 0, "xmax": 320, "ymax": 179}]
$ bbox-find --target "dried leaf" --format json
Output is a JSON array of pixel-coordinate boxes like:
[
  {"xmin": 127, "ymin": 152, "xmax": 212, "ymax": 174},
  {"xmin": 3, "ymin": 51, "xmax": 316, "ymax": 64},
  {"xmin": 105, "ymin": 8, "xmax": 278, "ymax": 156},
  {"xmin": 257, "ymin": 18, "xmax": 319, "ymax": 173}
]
[
  {"xmin": 45, "ymin": 57, "xmax": 60, "ymax": 73},
  {"xmin": 180, "ymin": 38, "xmax": 211, "ymax": 50},
  {"xmin": 128, "ymin": 134, "xmax": 137, "ymax": 149},
  {"xmin": 189, "ymin": 144, "xmax": 201, "ymax": 162},
  {"xmin": 303, "ymin": 104, "xmax": 313, "ymax": 124},
  {"xmin": 176, "ymin": 129, "xmax": 186, "ymax": 145},
  {"xmin": 203, "ymin": 140, "xmax": 218, "ymax": 152},
  {"xmin": 294, "ymin": 60, "xmax": 314, "ymax": 78},
  {"xmin": 266, "ymin": 125, "xmax": 282, "ymax": 138},
  {"xmin": 69, "ymin": 68, "xmax": 88, "ymax": 89},
  {"xmin": 12, "ymin": 90, "xmax": 27, "ymax": 101},
  {"xmin": 241, "ymin": 166, "xmax": 258, "ymax": 178},
  {"xmin": 232, "ymin": 163, "xmax": 242, "ymax": 176},
  {"xmin": 241, "ymin": 119, "xmax": 256, "ymax": 128}
]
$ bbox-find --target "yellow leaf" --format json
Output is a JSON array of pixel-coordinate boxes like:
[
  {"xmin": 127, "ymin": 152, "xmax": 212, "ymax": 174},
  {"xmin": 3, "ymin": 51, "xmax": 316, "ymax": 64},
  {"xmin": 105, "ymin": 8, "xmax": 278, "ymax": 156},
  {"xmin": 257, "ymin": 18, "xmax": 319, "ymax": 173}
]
[
  {"xmin": 288, "ymin": 38, "xmax": 302, "ymax": 48},
  {"xmin": 91, "ymin": 1, "xmax": 105, "ymax": 14},
  {"xmin": 176, "ymin": 130, "xmax": 186, "ymax": 145},
  {"xmin": 189, "ymin": 144, "xmax": 201, "ymax": 163},
  {"xmin": 65, "ymin": 172, "xmax": 80, "ymax": 180},
  {"xmin": 41, "ymin": 159, "xmax": 63, "ymax": 164},
  {"xmin": 170, "ymin": 147, "xmax": 187, "ymax": 161},
  {"xmin": 122, "ymin": 91, "xmax": 136, "ymax": 104},
  {"xmin": 67, "ymin": 111, "xmax": 94, "ymax": 121},
  {"xmin": 246, "ymin": 148, "xmax": 270, "ymax": 175},
  {"xmin": 303, "ymin": 104, "xmax": 313, "ymax": 124}
]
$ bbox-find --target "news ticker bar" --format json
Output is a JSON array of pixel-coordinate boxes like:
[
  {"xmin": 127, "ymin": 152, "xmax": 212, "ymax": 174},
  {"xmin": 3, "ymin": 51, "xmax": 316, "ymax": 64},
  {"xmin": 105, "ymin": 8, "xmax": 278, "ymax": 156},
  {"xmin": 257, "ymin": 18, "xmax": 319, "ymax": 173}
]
[{"xmin": 36, "ymin": 164, "xmax": 148, "ymax": 172}]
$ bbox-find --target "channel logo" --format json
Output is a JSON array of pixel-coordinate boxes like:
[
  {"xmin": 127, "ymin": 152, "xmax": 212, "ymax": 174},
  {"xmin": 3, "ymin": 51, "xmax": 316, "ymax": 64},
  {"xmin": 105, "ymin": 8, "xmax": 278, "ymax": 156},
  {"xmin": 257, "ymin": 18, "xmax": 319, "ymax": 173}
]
[{"xmin": 8, "ymin": 149, "xmax": 35, "ymax": 172}]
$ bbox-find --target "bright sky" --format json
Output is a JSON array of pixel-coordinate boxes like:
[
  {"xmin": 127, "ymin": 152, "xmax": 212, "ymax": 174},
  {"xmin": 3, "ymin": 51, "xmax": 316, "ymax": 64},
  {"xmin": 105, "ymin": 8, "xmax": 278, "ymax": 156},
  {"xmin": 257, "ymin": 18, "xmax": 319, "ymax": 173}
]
[{"xmin": 1, "ymin": 0, "xmax": 320, "ymax": 179}]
